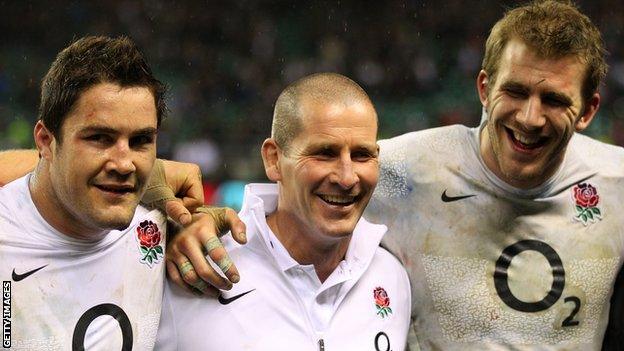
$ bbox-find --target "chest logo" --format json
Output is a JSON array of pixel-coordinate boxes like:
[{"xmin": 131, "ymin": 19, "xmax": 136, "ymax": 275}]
[
  {"xmin": 441, "ymin": 189, "xmax": 476, "ymax": 202},
  {"xmin": 374, "ymin": 287, "xmax": 393, "ymax": 318},
  {"xmin": 12, "ymin": 264, "xmax": 48, "ymax": 282},
  {"xmin": 136, "ymin": 220, "xmax": 164, "ymax": 268},
  {"xmin": 572, "ymin": 183, "xmax": 602, "ymax": 226}
]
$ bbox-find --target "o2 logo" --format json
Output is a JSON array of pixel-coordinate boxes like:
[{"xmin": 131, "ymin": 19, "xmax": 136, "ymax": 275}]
[
  {"xmin": 493, "ymin": 240, "xmax": 580, "ymax": 327},
  {"xmin": 374, "ymin": 331, "xmax": 391, "ymax": 351},
  {"xmin": 72, "ymin": 304, "xmax": 133, "ymax": 351}
]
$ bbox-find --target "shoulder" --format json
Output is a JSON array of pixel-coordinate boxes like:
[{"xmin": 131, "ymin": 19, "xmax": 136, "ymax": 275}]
[
  {"xmin": 370, "ymin": 246, "xmax": 410, "ymax": 288},
  {"xmin": 379, "ymin": 124, "xmax": 472, "ymax": 155},
  {"xmin": 374, "ymin": 125, "xmax": 475, "ymax": 199},
  {"xmin": 378, "ymin": 124, "xmax": 474, "ymax": 170},
  {"xmin": 569, "ymin": 133, "xmax": 624, "ymax": 176},
  {"xmin": 131, "ymin": 206, "xmax": 168, "ymax": 231},
  {"xmin": 0, "ymin": 176, "xmax": 30, "ymax": 229}
]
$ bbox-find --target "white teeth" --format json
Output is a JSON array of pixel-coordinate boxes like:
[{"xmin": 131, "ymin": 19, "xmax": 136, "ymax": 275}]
[
  {"xmin": 513, "ymin": 131, "xmax": 541, "ymax": 145},
  {"xmin": 320, "ymin": 195, "xmax": 355, "ymax": 204}
]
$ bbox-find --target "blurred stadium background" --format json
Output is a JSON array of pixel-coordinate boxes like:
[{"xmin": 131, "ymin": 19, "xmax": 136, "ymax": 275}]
[{"xmin": 1, "ymin": 0, "xmax": 623, "ymax": 209}]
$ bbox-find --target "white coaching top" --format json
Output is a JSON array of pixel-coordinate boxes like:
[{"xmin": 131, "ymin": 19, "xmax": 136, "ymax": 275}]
[
  {"xmin": 0, "ymin": 175, "xmax": 167, "ymax": 350},
  {"xmin": 156, "ymin": 183, "xmax": 411, "ymax": 351},
  {"xmin": 366, "ymin": 120, "xmax": 624, "ymax": 351}
]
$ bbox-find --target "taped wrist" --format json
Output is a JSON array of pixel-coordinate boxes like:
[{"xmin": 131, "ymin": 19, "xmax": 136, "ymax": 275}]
[
  {"xmin": 195, "ymin": 206, "xmax": 228, "ymax": 236},
  {"xmin": 141, "ymin": 159, "xmax": 176, "ymax": 210}
]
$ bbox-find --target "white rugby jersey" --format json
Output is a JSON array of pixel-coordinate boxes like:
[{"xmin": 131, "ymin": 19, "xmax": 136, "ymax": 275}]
[
  {"xmin": 0, "ymin": 175, "xmax": 167, "ymax": 350},
  {"xmin": 366, "ymin": 122, "xmax": 624, "ymax": 351},
  {"xmin": 156, "ymin": 183, "xmax": 411, "ymax": 350}
]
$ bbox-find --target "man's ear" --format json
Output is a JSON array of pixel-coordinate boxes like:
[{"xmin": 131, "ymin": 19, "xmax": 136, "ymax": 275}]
[
  {"xmin": 261, "ymin": 138, "xmax": 282, "ymax": 182},
  {"xmin": 477, "ymin": 70, "xmax": 489, "ymax": 108},
  {"xmin": 575, "ymin": 93, "xmax": 600, "ymax": 132},
  {"xmin": 33, "ymin": 121, "xmax": 55, "ymax": 160}
]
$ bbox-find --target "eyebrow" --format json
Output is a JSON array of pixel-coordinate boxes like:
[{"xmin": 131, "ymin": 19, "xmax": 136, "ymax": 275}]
[
  {"xmin": 542, "ymin": 91, "xmax": 573, "ymax": 107},
  {"xmin": 306, "ymin": 142, "xmax": 378, "ymax": 153},
  {"xmin": 500, "ymin": 81, "xmax": 529, "ymax": 94},
  {"xmin": 500, "ymin": 80, "xmax": 573, "ymax": 106},
  {"xmin": 79, "ymin": 125, "xmax": 158, "ymax": 136}
]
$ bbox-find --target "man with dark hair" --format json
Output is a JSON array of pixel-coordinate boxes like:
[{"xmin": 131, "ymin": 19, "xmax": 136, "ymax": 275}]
[
  {"xmin": 0, "ymin": 35, "xmax": 245, "ymax": 349},
  {"xmin": 364, "ymin": 1, "xmax": 623, "ymax": 349},
  {"xmin": 38, "ymin": 36, "xmax": 167, "ymax": 140},
  {"xmin": 156, "ymin": 73, "xmax": 411, "ymax": 350}
]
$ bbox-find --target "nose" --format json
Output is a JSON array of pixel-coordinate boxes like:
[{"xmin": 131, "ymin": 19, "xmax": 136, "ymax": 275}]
[
  {"xmin": 331, "ymin": 153, "xmax": 359, "ymax": 189},
  {"xmin": 104, "ymin": 140, "xmax": 136, "ymax": 175},
  {"xmin": 516, "ymin": 96, "xmax": 546, "ymax": 130}
]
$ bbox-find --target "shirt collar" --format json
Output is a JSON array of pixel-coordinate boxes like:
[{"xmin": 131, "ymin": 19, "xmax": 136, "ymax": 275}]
[
  {"xmin": 473, "ymin": 110, "xmax": 573, "ymax": 198},
  {"xmin": 240, "ymin": 183, "xmax": 387, "ymax": 283}
]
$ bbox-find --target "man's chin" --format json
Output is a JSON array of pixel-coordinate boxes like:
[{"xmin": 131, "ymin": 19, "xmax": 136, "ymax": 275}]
[
  {"xmin": 501, "ymin": 164, "xmax": 548, "ymax": 189},
  {"xmin": 318, "ymin": 220, "xmax": 359, "ymax": 239},
  {"xmin": 91, "ymin": 211, "xmax": 136, "ymax": 232}
]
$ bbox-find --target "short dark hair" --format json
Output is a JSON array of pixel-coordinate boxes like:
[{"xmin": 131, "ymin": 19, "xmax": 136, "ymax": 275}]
[
  {"xmin": 38, "ymin": 36, "xmax": 167, "ymax": 140},
  {"xmin": 482, "ymin": 0, "xmax": 607, "ymax": 102},
  {"xmin": 272, "ymin": 72, "xmax": 376, "ymax": 151}
]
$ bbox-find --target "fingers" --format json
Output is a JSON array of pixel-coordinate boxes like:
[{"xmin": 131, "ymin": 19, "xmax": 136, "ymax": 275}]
[
  {"xmin": 194, "ymin": 206, "xmax": 246, "ymax": 243},
  {"xmin": 166, "ymin": 260, "xmax": 195, "ymax": 293},
  {"xmin": 166, "ymin": 259, "xmax": 218, "ymax": 296},
  {"xmin": 180, "ymin": 173, "xmax": 205, "ymax": 212},
  {"xmin": 182, "ymin": 196, "xmax": 204, "ymax": 214},
  {"xmin": 224, "ymin": 208, "xmax": 247, "ymax": 244},
  {"xmin": 165, "ymin": 199, "xmax": 192, "ymax": 226},
  {"xmin": 204, "ymin": 237, "xmax": 234, "ymax": 276},
  {"xmin": 197, "ymin": 227, "xmax": 241, "ymax": 285},
  {"xmin": 167, "ymin": 213, "xmax": 241, "ymax": 289},
  {"xmin": 161, "ymin": 159, "xmax": 205, "ymax": 210},
  {"xmin": 186, "ymin": 234, "xmax": 232, "ymax": 290}
]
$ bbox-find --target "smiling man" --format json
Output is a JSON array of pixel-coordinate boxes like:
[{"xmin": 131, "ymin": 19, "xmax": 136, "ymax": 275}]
[
  {"xmin": 156, "ymin": 73, "xmax": 411, "ymax": 350},
  {"xmin": 365, "ymin": 1, "xmax": 624, "ymax": 350},
  {"xmin": 0, "ymin": 36, "xmax": 168, "ymax": 349}
]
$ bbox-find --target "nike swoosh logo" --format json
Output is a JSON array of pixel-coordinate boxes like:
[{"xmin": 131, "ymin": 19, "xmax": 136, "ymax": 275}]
[
  {"xmin": 12, "ymin": 264, "xmax": 48, "ymax": 282},
  {"xmin": 218, "ymin": 289, "xmax": 255, "ymax": 305},
  {"xmin": 441, "ymin": 189, "xmax": 476, "ymax": 202}
]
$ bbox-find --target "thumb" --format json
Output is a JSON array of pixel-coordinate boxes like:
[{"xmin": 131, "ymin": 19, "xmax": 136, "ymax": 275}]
[
  {"xmin": 165, "ymin": 199, "xmax": 192, "ymax": 226},
  {"xmin": 224, "ymin": 208, "xmax": 247, "ymax": 244}
]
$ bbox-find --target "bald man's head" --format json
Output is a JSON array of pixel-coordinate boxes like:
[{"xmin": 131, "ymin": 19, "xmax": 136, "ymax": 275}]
[{"xmin": 272, "ymin": 73, "xmax": 376, "ymax": 151}]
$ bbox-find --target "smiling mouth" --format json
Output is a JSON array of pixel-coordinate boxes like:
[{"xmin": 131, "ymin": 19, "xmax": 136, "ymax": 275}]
[
  {"xmin": 318, "ymin": 194, "xmax": 357, "ymax": 206},
  {"xmin": 94, "ymin": 184, "xmax": 136, "ymax": 195},
  {"xmin": 506, "ymin": 127, "xmax": 548, "ymax": 151}
]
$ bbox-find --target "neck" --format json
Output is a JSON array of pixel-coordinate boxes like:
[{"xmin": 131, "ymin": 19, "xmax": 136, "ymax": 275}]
[
  {"xmin": 266, "ymin": 211, "xmax": 351, "ymax": 283},
  {"xmin": 479, "ymin": 127, "xmax": 562, "ymax": 189},
  {"xmin": 30, "ymin": 166, "xmax": 105, "ymax": 241}
]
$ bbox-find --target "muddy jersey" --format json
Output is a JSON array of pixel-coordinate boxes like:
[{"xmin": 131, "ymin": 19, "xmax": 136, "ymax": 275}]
[
  {"xmin": 156, "ymin": 183, "xmax": 411, "ymax": 351},
  {"xmin": 0, "ymin": 175, "xmax": 167, "ymax": 350},
  {"xmin": 366, "ymin": 123, "xmax": 624, "ymax": 350}
]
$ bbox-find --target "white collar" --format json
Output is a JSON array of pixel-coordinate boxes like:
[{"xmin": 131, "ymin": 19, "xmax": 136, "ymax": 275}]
[
  {"xmin": 473, "ymin": 110, "xmax": 572, "ymax": 198},
  {"xmin": 240, "ymin": 183, "xmax": 388, "ymax": 286}
]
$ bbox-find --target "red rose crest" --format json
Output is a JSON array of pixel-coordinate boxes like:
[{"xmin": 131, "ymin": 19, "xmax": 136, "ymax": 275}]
[
  {"xmin": 572, "ymin": 183, "xmax": 602, "ymax": 226},
  {"xmin": 137, "ymin": 220, "xmax": 164, "ymax": 267},
  {"xmin": 373, "ymin": 287, "xmax": 392, "ymax": 318}
]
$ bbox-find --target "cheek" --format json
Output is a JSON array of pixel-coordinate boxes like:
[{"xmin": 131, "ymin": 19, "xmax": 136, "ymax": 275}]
[
  {"xmin": 357, "ymin": 163, "xmax": 379, "ymax": 187},
  {"xmin": 294, "ymin": 161, "xmax": 326, "ymax": 185},
  {"xmin": 136, "ymin": 154, "xmax": 157, "ymax": 178}
]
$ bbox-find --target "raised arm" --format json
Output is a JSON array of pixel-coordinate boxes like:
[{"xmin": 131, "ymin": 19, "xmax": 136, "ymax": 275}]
[
  {"xmin": 138, "ymin": 159, "xmax": 247, "ymax": 294},
  {"xmin": 0, "ymin": 149, "xmax": 39, "ymax": 186}
]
